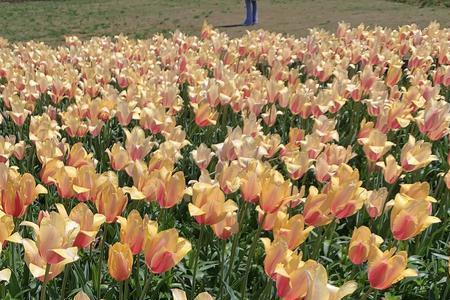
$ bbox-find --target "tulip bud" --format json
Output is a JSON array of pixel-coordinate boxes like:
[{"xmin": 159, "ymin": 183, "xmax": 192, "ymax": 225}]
[{"xmin": 108, "ymin": 242, "xmax": 133, "ymax": 281}]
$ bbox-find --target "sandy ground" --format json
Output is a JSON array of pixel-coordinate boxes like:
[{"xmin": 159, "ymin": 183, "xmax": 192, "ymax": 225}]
[{"xmin": 0, "ymin": 0, "xmax": 449, "ymax": 43}]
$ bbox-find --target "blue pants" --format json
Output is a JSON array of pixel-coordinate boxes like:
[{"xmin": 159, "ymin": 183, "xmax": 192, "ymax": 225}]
[{"xmin": 244, "ymin": 0, "xmax": 257, "ymax": 25}]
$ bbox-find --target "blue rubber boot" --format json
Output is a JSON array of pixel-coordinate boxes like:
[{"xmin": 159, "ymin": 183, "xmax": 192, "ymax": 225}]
[
  {"xmin": 252, "ymin": 0, "xmax": 258, "ymax": 25},
  {"xmin": 243, "ymin": 0, "xmax": 253, "ymax": 26}
]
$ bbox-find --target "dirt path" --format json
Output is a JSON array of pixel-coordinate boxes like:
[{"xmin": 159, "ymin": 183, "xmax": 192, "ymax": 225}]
[{"xmin": 0, "ymin": 0, "xmax": 449, "ymax": 43}]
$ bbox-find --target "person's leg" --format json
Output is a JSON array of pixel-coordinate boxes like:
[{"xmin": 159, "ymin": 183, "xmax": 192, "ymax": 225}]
[
  {"xmin": 243, "ymin": 0, "xmax": 253, "ymax": 25},
  {"xmin": 251, "ymin": 0, "xmax": 258, "ymax": 25}
]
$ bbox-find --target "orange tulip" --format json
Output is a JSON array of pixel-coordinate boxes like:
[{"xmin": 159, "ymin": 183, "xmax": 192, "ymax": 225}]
[
  {"xmin": 143, "ymin": 225, "xmax": 191, "ymax": 274},
  {"xmin": 359, "ymin": 128, "xmax": 394, "ymax": 162},
  {"xmin": 390, "ymin": 183, "xmax": 440, "ymax": 240},
  {"xmin": 239, "ymin": 160, "xmax": 266, "ymax": 203},
  {"xmin": 108, "ymin": 242, "xmax": 133, "ymax": 281},
  {"xmin": 20, "ymin": 211, "xmax": 80, "ymax": 281},
  {"xmin": 72, "ymin": 165, "xmax": 97, "ymax": 202},
  {"xmin": 416, "ymin": 99, "xmax": 450, "ymax": 141},
  {"xmin": 365, "ymin": 187, "xmax": 388, "ymax": 219},
  {"xmin": 94, "ymin": 180, "xmax": 128, "ymax": 223},
  {"xmin": 73, "ymin": 291, "xmax": 90, "ymax": 300},
  {"xmin": 188, "ymin": 182, "xmax": 237, "ymax": 225},
  {"xmin": 376, "ymin": 154, "xmax": 403, "ymax": 184},
  {"xmin": 171, "ymin": 288, "xmax": 214, "ymax": 300},
  {"xmin": 259, "ymin": 170, "xmax": 291, "ymax": 214},
  {"xmin": 368, "ymin": 247, "xmax": 417, "ymax": 290},
  {"xmin": 211, "ymin": 211, "xmax": 238, "ymax": 240},
  {"xmin": 273, "ymin": 214, "xmax": 313, "ymax": 250},
  {"xmin": 326, "ymin": 164, "xmax": 366, "ymax": 219},
  {"xmin": 400, "ymin": 135, "xmax": 437, "ymax": 172},
  {"xmin": 348, "ymin": 226, "xmax": 383, "ymax": 265},
  {"xmin": 0, "ymin": 169, "xmax": 47, "ymax": 217},
  {"xmin": 56, "ymin": 203, "xmax": 105, "ymax": 249},
  {"xmin": 117, "ymin": 210, "xmax": 148, "ymax": 254},
  {"xmin": 191, "ymin": 143, "xmax": 214, "ymax": 171},
  {"xmin": 124, "ymin": 127, "xmax": 154, "ymax": 161},
  {"xmin": 261, "ymin": 238, "xmax": 290, "ymax": 279},
  {"xmin": 385, "ymin": 59, "xmax": 403, "ymax": 87},
  {"xmin": 303, "ymin": 186, "xmax": 333, "ymax": 227},
  {"xmin": 0, "ymin": 210, "xmax": 22, "ymax": 251},
  {"xmin": 284, "ymin": 150, "xmax": 312, "ymax": 180}
]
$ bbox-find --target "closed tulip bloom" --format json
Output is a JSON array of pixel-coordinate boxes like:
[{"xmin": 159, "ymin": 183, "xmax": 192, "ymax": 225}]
[
  {"xmin": 58, "ymin": 203, "xmax": 105, "ymax": 249},
  {"xmin": 1, "ymin": 171, "xmax": 47, "ymax": 217},
  {"xmin": 400, "ymin": 135, "xmax": 437, "ymax": 172},
  {"xmin": 188, "ymin": 182, "xmax": 237, "ymax": 225},
  {"xmin": 368, "ymin": 247, "xmax": 417, "ymax": 290},
  {"xmin": 106, "ymin": 143, "xmax": 130, "ymax": 171},
  {"xmin": 66, "ymin": 143, "xmax": 95, "ymax": 169},
  {"xmin": 143, "ymin": 227, "xmax": 191, "ymax": 274},
  {"xmin": 376, "ymin": 154, "xmax": 402, "ymax": 184},
  {"xmin": 416, "ymin": 99, "xmax": 450, "ymax": 141},
  {"xmin": 385, "ymin": 59, "xmax": 403, "ymax": 87},
  {"xmin": 326, "ymin": 164, "xmax": 366, "ymax": 219},
  {"xmin": 304, "ymin": 186, "xmax": 333, "ymax": 227},
  {"xmin": 215, "ymin": 161, "xmax": 241, "ymax": 194},
  {"xmin": 155, "ymin": 168, "xmax": 186, "ymax": 208},
  {"xmin": 257, "ymin": 205, "xmax": 287, "ymax": 231},
  {"xmin": 365, "ymin": 187, "xmax": 388, "ymax": 219},
  {"xmin": 240, "ymin": 160, "xmax": 266, "ymax": 203},
  {"xmin": 108, "ymin": 242, "xmax": 133, "ymax": 281},
  {"xmin": 117, "ymin": 210, "xmax": 148, "ymax": 254},
  {"xmin": 73, "ymin": 291, "xmax": 90, "ymax": 300},
  {"xmin": 211, "ymin": 211, "xmax": 238, "ymax": 240},
  {"xmin": 273, "ymin": 214, "xmax": 314, "ymax": 250},
  {"xmin": 348, "ymin": 226, "xmax": 383, "ymax": 265},
  {"xmin": 259, "ymin": 170, "xmax": 291, "ymax": 214},
  {"xmin": 94, "ymin": 181, "xmax": 128, "ymax": 223},
  {"xmin": 390, "ymin": 190, "xmax": 440, "ymax": 241},
  {"xmin": 72, "ymin": 165, "xmax": 97, "ymax": 202},
  {"xmin": 360, "ymin": 129, "xmax": 394, "ymax": 162}
]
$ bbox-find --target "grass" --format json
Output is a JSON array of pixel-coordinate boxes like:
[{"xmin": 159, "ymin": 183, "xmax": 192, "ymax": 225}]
[{"xmin": 0, "ymin": 0, "xmax": 450, "ymax": 44}]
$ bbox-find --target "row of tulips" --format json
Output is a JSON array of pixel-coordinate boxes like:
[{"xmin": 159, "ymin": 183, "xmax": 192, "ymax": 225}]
[{"xmin": 0, "ymin": 21, "xmax": 449, "ymax": 300}]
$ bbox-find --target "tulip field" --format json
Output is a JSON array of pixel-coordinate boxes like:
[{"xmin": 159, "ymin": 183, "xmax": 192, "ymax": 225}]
[{"xmin": 0, "ymin": 21, "xmax": 449, "ymax": 300}]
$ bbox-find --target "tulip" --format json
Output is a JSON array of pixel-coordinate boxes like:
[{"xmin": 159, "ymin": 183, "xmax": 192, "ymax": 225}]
[
  {"xmin": 304, "ymin": 262, "xmax": 357, "ymax": 300},
  {"xmin": 303, "ymin": 186, "xmax": 333, "ymax": 227},
  {"xmin": 94, "ymin": 181, "xmax": 128, "ymax": 223},
  {"xmin": 365, "ymin": 187, "xmax": 388, "ymax": 219},
  {"xmin": 211, "ymin": 211, "xmax": 238, "ymax": 240},
  {"xmin": 117, "ymin": 210, "xmax": 148, "ymax": 254},
  {"xmin": 284, "ymin": 150, "xmax": 312, "ymax": 180},
  {"xmin": 275, "ymin": 255, "xmax": 312, "ymax": 300},
  {"xmin": 143, "ymin": 226, "xmax": 191, "ymax": 274},
  {"xmin": 153, "ymin": 168, "xmax": 186, "ymax": 209},
  {"xmin": 72, "ymin": 165, "xmax": 97, "ymax": 202},
  {"xmin": 188, "ymin": 182, "xmax": 237, "ymax": 225},
  {"xmin": 21, "ymin": 211, "xmax": 80, "ymax": 281},
  {"xmin": 326, "ymin": 164, "xmax": 366, "ymax": 219},
  {"xmin": 191, "ymin": 143, "xmax": 214, "ymax": 171},
  {"xmin": 400, "ymin": 135, "xmax": 437, "ymax": 172},
  {"xmin": 1, "ymin": 170, "xmax": 47, "ymax": 217},
  {"xmin": 73, "ymin": 291, "xmax": 90, "ymax": 300},
  {"xmin": 192, "ymin": 102, "xmax": 217, "ymax": 127},
  {"xmin": 0, "ymin": 268, "xmax": 11, "ymax": 283},
  {"xmin": 348, "ymin": 226, "xmax": 383, "ymax": 265},
  {"xmin": 108, "ymin": 242, "xmax": 133, "ymax": 281},
  {"xmin": 52, "ymin": 165, "xmax": 77, "ymax": 199},
  {"xmin": 273, "ymin": 214, "xmax": 314, "ymax": 250},
  {"xmin": 171, "ymin": 289, "xmax": 214, "ymax": 300},
  {"xmin": 385, "ymin": 59, "xmax": 403, "ymax": 87},
  {"xmin": 416, "ymin": 99, "xmax": 450, "ymax": 141},
  {"xmin": 368, "ymin": 247, "xmax": 417, "ymax": 290},
  {"xmin": 259, "ymin": 170, "xmax": 291, "ymax": 214},
  {"xmin": 261, "ymin": 238, "xmax": 290, "ymax": 279},
  {"xmin": 359, "ymin": 129, "xmax": 394, "ymax": 162},
  {"xmin": 239, "ymin": 160, "xmax": 265, "ymax": 203},
  {"xmin": 56, "ymin": 203, "xmax": 105, "ymax": 249},
  {"xmin": 0, "ymin": 210, "xmax": 22, "ymax": 251},
  {"xmin": 215, "ymin": 161, "xmax": 241, "ymax": 194},
  {"xmin": 390, "ymin": 187, "xmax": 440, "ymax": 240},
  {"xmin": 376, "ymin": 154, "xmax": 403, "ymax": 184},
  {"xmin": 124, "ymin": 127, "xmax": 154, "ymax": 161}
]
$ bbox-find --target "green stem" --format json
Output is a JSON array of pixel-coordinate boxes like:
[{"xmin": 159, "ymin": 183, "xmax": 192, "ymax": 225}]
[
  {"xmin": 135, "ymin": 254, "xmax": 141, "ymax": 295},
  {"xmin": 240, "ymin": 213, "xmax": 266, "ymax": 300},
  {"xmin": 361, "ymin": 287, "xmax": 373, "ymax": 300},
  {"xmin": 59, "ymin": 266, "xmax": 69, "ymax": 300},
  {"xmin": 40, "ymin": 263, "xmax": 51, "ymax": 300},
  {"xmin": 119, "ymin": 281, "xmax": 124, "ymax": 300},
  {"xmin": 139, "ymin": 271, "xmax": 152, "ymax": 300},
  {"xmin": 224, "ymin": 201, "xmax": 249, "ymax": 287},
  {"xmin": 124, "ymin": 279, "xmax": 129, "ymax": 300},
  {"xmin": 311, "ymin": 227, "xmax": 324, "ymax": 259},
  {"xmin": 96, "ymin": 225, "xmax": 108, "ymax": 300},
  {"xmin": 191, "ymin": 226, "xmax": 205, "ymax": 299},
  {"xmin": 216, "ymin": 239, "xmax": 227, "ymax": 299}
]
